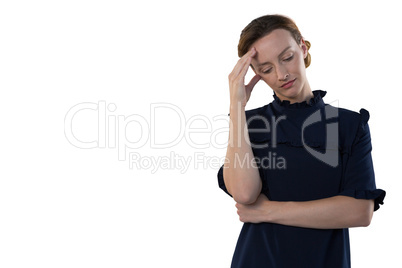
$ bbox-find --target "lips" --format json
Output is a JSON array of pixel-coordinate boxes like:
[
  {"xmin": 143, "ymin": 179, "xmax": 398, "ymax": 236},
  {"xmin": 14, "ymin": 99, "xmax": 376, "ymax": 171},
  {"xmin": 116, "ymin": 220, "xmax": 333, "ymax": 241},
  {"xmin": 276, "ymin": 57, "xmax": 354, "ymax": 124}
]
[{"xmin": 281, "ymin": 78, "xmax": 296, "ymax": 89}]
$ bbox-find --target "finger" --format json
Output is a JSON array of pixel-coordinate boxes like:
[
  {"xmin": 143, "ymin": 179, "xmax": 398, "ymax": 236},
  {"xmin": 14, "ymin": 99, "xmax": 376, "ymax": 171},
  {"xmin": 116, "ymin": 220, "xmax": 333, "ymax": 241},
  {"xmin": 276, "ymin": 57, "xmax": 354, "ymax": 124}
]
[
  {"xmin": 236, "ymin": 48, "xmax": 256, "ymax": 77},
  {"xmin": 238, "ymin": 47, "xmax": 256, "ymax": 64},
  {"xmin": 239, "ymin": 56, "xmax": 253, "ymax": 79},
  {"xmin": 232, "ymin": 55, "xmax": 253, "ymax": 85},
  {"xmin": 246, "ymin": 74, "xmax": 261, "ymax": 90},
  {"xmin": 231, "ymin": 48, "xmax": 256, "ymax": 78}
]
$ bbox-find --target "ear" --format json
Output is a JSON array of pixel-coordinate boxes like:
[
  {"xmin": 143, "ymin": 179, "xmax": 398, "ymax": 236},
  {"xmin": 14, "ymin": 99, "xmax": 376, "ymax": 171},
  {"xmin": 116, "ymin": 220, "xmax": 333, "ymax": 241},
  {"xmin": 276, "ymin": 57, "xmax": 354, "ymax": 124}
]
[{"xmin": 300, "ymin": 38, "xmax": 308, "ymax": 59}]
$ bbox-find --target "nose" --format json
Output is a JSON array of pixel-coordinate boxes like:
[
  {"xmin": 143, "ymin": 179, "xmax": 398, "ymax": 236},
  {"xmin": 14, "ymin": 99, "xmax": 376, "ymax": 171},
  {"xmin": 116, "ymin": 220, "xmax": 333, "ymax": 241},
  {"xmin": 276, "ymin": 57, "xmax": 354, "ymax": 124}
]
[{"xmin": 277, "ymin": 66, "xmax": 289, "ymax": 81}]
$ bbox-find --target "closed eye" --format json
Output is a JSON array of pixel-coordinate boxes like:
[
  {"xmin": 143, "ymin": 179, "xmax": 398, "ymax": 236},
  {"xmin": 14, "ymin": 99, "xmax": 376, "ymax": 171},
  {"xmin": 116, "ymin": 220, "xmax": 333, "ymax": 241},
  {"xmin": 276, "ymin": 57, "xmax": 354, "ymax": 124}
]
[
  {"xmin": 262, "ymin": 68, "xmax": 272, "ymax": 74},
  {"xmin": 283, "ymin": 55, "xmax": 294, "ymax": 62}
]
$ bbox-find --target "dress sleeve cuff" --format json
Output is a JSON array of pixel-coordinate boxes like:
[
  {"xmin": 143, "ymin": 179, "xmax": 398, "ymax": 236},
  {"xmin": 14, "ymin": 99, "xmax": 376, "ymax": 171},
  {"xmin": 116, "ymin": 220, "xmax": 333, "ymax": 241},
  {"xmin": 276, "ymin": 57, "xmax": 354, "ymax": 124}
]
[{"xmin": 338, "ymin": 188, "xmax": 386, "ymax": 211}]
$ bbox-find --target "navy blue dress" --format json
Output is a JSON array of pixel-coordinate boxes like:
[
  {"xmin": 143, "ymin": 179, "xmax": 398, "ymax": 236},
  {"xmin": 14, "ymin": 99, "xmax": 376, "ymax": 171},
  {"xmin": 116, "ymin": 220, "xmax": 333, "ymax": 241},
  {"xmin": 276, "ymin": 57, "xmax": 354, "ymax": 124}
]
[{"xmin": 217, "ymin": 90, "xmax": 386, "ymax": 268}]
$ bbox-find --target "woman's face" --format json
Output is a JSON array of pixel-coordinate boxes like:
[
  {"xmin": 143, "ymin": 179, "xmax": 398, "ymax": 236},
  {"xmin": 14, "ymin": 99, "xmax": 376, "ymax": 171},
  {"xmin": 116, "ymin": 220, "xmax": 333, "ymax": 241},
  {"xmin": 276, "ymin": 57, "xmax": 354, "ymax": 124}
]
[{"xmin": 250, "ymin": 29, "xmax": 310, "ymax": 103}]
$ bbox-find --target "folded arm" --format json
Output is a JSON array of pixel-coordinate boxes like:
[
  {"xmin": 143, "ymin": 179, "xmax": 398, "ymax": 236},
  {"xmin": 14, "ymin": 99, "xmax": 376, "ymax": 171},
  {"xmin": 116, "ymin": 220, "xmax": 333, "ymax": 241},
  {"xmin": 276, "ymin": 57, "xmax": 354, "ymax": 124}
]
[{"xmin": 236, "ymin": 194, "xmax": 374, "ymax": 229}]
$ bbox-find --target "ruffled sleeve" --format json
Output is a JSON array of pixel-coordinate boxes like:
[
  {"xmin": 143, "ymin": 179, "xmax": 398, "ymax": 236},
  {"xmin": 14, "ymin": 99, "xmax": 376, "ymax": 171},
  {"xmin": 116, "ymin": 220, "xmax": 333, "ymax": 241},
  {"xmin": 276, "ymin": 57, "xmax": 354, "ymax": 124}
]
[{"xmin": 338, "ymin": 109, "xmax": 386, "ymax": 211}]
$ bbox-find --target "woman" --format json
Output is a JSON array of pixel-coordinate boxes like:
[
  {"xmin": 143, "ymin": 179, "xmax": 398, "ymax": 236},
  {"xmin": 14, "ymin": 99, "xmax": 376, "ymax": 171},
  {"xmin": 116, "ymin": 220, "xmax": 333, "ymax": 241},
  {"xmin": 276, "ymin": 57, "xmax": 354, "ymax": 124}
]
[{"xmin": 217, "ymin": 14, "xmax": 386, "ymax": 268}]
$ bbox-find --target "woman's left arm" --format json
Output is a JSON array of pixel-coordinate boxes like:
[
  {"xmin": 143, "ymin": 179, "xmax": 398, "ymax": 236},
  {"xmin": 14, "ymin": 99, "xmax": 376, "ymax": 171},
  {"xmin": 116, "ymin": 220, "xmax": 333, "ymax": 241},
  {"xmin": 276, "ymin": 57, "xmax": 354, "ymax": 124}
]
[
  {"xmin": 236, "ymin": 110, "xmax": 386, "ymax": 229},
  {"xmin": 236, "ymin": 194, "xmax": 374, "ymax": 229}
]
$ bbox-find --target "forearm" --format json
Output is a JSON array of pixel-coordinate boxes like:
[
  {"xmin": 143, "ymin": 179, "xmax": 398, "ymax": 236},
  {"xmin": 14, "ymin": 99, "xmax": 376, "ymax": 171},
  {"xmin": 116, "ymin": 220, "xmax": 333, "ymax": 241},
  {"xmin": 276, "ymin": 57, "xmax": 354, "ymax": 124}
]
[
  {"xmin": 268, "ymin": 195, "xmax": 374, "ymax": 229},
  {"xmin": 223, "ymin": 104, "xmax": 261, "ymax": 204}
]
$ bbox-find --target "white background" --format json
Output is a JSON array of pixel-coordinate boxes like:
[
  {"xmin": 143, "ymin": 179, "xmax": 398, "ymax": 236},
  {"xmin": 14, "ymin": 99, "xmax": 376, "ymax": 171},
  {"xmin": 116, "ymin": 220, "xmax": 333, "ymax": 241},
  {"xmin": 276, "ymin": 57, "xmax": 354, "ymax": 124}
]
[{"xmin": 0, "ymin": 0, "xmax": 399, "ymax": 267}]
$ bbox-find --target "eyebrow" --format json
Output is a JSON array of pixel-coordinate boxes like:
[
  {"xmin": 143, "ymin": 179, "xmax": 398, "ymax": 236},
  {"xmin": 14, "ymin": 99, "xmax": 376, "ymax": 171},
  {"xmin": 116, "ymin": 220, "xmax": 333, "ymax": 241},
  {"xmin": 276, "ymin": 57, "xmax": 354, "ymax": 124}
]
[{"xmin": 257, "ymin": 46, "xmax": 292, "ymax": 68}]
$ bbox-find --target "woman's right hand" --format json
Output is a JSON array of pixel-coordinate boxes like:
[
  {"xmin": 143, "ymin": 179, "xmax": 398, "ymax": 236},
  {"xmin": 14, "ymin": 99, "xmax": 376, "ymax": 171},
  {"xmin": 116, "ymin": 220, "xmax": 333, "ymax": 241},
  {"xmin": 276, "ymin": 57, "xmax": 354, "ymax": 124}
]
[{"xmin": 228, "ymin": 47, "xmax": 261, "ymax": 108}]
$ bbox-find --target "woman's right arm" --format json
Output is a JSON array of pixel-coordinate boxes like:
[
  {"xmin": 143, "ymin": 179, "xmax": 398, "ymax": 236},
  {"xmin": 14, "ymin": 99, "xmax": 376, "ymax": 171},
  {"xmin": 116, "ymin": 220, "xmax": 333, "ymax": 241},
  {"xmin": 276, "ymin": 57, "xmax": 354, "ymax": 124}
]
[{"xmin": 223, "ymin": 47, "xmax": 262, "ymax": 205}]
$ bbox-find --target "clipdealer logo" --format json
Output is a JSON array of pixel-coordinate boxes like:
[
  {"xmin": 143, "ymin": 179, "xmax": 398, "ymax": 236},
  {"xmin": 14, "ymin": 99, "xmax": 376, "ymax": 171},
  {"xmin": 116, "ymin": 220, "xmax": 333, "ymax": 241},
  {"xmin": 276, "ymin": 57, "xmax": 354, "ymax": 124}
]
[
  {"xmin": 301, "ymin": 104, "xmax": 339, "ymax": 168},
  {"xmin": 64, "ymin": 101, "xmax": 230, "ymax": 173},
  {"xmin": 64, "ymin": 100, "xmax": 340, "ymax": 172}
]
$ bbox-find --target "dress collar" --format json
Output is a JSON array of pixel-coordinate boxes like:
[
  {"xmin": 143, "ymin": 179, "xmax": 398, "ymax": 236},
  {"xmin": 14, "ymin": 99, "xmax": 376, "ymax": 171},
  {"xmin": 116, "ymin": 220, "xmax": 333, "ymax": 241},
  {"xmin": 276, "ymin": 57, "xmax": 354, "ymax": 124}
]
[{"xmin": 271, "ymin": 90, "xmax": 327, "ymax": 111}]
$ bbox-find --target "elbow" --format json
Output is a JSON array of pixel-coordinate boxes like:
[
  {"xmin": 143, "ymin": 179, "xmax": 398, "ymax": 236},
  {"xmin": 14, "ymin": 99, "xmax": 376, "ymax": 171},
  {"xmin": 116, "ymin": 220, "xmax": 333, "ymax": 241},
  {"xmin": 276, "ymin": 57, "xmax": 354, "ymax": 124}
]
[
  {"xmin": 233, "ymin": 192, "xmax": 259, "ymax": 205},
  {"xmin": 355, "ymin": 200, "xmax": 375, "ymax": 227},
  {"xmin": 223, "ymin": 168, "xmax": 261, "ymax": 205},
  {"xmin": 360, "ymin": 209, "xmax": 374, "ymax": 227},
  {"xmin": 358, "ymin": 213, "xmax": 373, "ymax": 227},
  {"xmin": 229, "ymin": 179, "xmax": 261, "ymax": 205}
]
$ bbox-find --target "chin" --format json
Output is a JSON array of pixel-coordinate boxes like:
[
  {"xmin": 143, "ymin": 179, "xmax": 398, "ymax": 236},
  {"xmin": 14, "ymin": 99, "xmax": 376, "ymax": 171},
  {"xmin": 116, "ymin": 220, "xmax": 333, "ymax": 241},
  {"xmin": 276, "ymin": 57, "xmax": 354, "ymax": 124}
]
[{"xmin": 277, "ymin": 87, "xmax": 303, "ymax": 100}]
